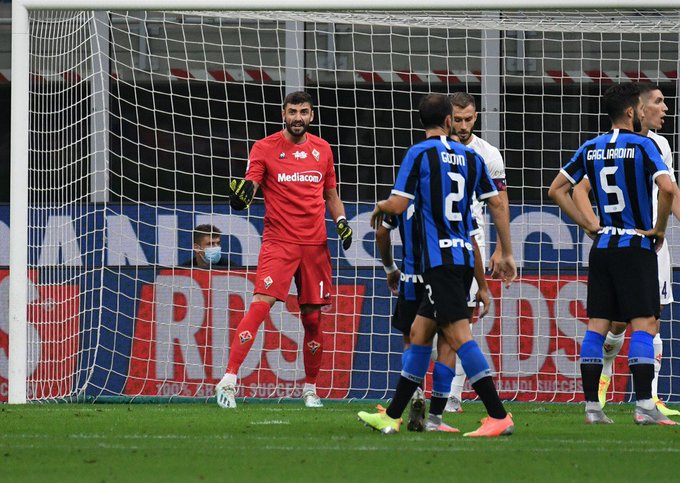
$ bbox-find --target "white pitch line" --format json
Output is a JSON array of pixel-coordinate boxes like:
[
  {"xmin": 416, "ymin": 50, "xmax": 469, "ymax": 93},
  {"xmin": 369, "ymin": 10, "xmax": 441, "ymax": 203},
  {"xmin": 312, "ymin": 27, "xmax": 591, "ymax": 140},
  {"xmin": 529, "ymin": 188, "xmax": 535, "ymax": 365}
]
[
  {"xmin": 3, "ymin": 439, "xmax": 679, "ymax": 454},
  {"xmin": 4, "ymin": 433, "xmax": 680, "ymax": 448}
]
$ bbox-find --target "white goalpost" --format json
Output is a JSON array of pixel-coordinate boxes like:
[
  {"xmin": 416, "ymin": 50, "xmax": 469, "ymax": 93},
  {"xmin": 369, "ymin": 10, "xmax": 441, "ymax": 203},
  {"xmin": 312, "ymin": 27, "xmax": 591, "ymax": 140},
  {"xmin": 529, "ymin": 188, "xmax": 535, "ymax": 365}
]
[{"xmin": 8, "ymin": 1, "xmax": 680, "ymax": 404}]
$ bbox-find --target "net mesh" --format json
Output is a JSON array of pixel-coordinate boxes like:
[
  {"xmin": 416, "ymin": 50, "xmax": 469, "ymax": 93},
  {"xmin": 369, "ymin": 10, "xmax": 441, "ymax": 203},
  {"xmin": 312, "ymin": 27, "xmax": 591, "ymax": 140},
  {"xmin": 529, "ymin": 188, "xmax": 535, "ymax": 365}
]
[{"xmin": 8, "ymin": 8, "xmax": 680, "ymax": 402}]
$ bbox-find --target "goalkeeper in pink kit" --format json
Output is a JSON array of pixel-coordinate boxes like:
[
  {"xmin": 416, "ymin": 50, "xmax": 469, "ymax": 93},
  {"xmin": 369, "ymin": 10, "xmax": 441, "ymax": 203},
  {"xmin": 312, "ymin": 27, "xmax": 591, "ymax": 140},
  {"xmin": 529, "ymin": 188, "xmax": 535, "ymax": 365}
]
[{"xmin": 215, "ymin": 91, "xmax": 352, "ymax": 409}]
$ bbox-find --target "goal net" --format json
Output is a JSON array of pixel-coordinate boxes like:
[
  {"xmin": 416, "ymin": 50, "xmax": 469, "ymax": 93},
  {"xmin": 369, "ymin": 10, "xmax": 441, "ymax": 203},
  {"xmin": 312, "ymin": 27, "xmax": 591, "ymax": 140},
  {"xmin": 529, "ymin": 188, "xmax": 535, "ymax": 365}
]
[{"xmin": 7, "ymin": 6, "xmax": 680, "ymax": 403}]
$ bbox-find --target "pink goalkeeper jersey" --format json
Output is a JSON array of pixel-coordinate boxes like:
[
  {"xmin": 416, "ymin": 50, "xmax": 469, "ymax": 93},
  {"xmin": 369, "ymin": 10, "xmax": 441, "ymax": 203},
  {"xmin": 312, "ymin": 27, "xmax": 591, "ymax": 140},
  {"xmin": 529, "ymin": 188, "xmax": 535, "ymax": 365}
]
[{"xmin": 245, "ymin": 131, "xmax": 337, "ymax": 245}]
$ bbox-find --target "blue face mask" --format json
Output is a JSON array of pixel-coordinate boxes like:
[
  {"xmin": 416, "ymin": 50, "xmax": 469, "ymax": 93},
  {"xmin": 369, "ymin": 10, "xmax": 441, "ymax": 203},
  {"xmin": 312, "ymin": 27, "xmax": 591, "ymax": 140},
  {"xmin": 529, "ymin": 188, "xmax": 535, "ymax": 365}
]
[{"xmin": 203, "ymin": 246, "xmax": 222, "ymax": 264}]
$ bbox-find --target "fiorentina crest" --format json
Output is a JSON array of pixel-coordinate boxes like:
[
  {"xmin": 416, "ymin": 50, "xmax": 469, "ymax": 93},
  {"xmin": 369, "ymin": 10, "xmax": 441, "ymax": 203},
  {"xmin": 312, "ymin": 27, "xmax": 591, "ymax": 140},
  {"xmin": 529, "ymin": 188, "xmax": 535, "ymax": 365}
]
[
  {"xmin": 307, "ymin": 340, "xmax": 321, "ymax": 354},
  {"xmin": 239, "ymin": 330, "xmax": 253, "ymax": 344}
]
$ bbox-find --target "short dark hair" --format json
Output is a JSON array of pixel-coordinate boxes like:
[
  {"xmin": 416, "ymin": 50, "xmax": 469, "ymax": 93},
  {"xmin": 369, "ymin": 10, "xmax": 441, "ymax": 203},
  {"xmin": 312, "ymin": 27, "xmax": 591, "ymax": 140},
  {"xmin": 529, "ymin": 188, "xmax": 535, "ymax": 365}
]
[
  {"xmin": 603, "ymin": 83, "xmax": 641, "ymax": 123},
  {"xmin": 418, "ymin": 94, "xmax": 452, "ymax": 130},
  {"xmin": 193, "ymin": 224, "xmax": 221, "ymax": 245},
  {"xmin": 283, "ymin": 91, "xmax": 314, "ymax": 109},
  {"xmin": 637, "ymin": 82, "xmax": 661, "ymax": 98},
  {"xmin": 449, "ymin": 92, "xmax": 476, "ymax": 111}
]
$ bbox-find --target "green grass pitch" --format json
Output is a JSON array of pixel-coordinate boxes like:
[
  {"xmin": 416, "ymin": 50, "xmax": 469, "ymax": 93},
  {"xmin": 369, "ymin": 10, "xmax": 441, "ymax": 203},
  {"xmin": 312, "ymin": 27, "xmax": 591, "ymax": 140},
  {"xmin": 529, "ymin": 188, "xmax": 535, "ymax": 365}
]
[{"xmin": 2, "ymin": 401, "xmax": 680, "ymax": 482}]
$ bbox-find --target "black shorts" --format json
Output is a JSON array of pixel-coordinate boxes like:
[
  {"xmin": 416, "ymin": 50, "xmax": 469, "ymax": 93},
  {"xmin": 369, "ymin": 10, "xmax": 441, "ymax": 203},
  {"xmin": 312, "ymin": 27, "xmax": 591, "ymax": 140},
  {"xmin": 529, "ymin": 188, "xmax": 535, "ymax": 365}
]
[
  {"xmin": 417, "ymin": 265, "xmax": 474, "ymax": 327},
  {"xmin": 587, "ymin": 248, "xmax": 660, "ymax": 322},
  {"xmin": 392, "ymin": 283, "xmax": 425, "ymax": 334}
]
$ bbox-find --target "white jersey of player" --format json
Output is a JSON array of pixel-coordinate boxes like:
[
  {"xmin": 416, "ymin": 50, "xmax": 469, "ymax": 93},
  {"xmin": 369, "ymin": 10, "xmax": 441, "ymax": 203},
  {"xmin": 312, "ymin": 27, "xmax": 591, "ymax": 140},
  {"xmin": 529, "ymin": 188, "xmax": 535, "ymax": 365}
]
[
  {"xmin": 467, "ymin": 134, "xmax": 506, "ymax": 248},
  {"xmin": 466, "ymin": 134, "xmax": 506, "ymax": 308},
  {"xmin": 650, "ymin": 130, "xmax": 676, "ymax": 225},
  {"xmin": 649, "ymin": 130, "xmax": 676, "ymax": 304}
]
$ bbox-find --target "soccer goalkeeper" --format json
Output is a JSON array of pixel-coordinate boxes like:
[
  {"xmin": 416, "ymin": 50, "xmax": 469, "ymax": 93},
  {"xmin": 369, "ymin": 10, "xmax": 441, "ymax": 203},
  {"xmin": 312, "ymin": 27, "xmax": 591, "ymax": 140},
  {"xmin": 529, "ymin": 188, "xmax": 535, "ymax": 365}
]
[{"xmin": 215, "ymin": 91, "xmax": 352, "ymax": 409}]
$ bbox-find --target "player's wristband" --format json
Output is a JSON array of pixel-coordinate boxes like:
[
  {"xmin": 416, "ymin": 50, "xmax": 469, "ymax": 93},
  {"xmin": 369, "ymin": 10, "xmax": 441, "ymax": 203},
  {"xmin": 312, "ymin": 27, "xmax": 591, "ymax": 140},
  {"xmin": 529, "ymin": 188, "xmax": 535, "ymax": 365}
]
[{"xmin": 383, "ymin": 262, "xmax": 398, "ymax": 274}]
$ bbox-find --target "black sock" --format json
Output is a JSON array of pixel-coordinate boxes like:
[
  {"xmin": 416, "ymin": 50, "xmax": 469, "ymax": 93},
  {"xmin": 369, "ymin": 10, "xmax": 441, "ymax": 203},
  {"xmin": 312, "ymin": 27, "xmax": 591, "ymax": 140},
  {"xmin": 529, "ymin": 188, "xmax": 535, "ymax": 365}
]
[
  {"xmin": 471, "ymin": 376, "xmax": 507, "ymax": 419},
  {"xmin": 429, "ymin": 396, "xmax": 447, "ymax": 416},
  {"xmin": 629, "ymin": 363, "xmax": 654, "ymax": 401},
  {"xmin": 580, "ymin": 363, "xmax": 603, "ymax": 402},
  {"xmin": 386, "ymin": 376, "xmax": 420, "ymax": 420}
]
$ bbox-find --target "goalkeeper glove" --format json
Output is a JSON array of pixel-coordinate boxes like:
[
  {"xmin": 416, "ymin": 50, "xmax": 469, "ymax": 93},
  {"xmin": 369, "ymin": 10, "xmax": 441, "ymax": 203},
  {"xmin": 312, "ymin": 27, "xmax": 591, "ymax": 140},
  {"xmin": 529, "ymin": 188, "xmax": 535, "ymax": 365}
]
[
  {"xmin": 228, "ymin": 178, "xmax": 255, "ymax": 210},
  {"xmin": 336, "ymin": 217, "xmax": 353, "ymax": 250}
]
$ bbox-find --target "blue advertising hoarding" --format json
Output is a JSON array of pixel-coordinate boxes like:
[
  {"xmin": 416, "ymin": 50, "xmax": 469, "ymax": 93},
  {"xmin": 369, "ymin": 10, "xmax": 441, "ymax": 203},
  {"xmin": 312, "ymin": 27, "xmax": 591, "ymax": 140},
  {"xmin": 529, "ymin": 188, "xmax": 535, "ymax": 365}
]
[{"xmin": 1, "ymin": 203, "xmax": 679, "ymax": 402}]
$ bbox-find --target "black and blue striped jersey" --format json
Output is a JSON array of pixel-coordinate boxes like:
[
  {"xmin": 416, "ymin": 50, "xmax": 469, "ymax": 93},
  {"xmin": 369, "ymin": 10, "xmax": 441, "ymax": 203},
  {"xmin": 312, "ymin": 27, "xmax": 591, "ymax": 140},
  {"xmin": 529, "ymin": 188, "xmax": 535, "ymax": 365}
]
[
  {"xmin": 383, "ymin": 208, "xmax": 423, "ymax": 302},
  {"xmin": 392, "ymin": 135, "xmax": 498, "ymax": 270},
  {"xmin": 561, "ymin": 128, "xmax": 669, "ymax": 251}
]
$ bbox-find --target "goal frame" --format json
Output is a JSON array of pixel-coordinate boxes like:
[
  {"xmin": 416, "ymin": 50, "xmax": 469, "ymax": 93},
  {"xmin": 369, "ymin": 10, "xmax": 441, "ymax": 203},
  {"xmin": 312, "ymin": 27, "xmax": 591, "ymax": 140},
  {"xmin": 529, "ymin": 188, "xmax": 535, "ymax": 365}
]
[{"xmin": 9, "ymin": 0, "xmax": 680, "ymax": 404}]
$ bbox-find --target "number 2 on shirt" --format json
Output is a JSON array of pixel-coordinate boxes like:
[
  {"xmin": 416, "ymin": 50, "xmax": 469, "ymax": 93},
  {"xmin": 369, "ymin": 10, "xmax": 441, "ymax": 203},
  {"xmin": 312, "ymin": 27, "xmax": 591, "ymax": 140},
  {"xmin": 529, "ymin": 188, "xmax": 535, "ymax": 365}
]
[{"xmin": 444, "ymin": 172, "xmax": 466, "ymax": 221}]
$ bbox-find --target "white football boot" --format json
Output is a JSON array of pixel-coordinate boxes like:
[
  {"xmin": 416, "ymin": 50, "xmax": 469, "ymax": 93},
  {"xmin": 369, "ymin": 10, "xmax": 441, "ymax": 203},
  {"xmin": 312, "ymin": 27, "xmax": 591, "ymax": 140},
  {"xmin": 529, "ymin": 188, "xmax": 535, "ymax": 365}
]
[
  {"xmin": 303, "ymin": 390, "xmax": 324, "ymax": 408},
  {"xmin": 215, "ymin": 374, "xmax": 237, "ymax": 409}
]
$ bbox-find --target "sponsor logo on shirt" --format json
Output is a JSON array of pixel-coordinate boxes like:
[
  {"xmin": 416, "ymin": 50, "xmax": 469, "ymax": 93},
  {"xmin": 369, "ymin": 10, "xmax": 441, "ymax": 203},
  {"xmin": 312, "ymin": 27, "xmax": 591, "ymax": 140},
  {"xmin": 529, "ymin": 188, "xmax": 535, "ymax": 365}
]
[
  {"xmin": 277, "ymin": 170, "xmax": 322, "ymax": 183},
  {"xmin": 438, "ymin": 238, "xmax": 474, "ymax": 250},
  {"xmin": 597, "ymin": 227, "xmax": 645, "ymax": 237},
  {"xmin": 400, "ymin": 273, "xmax": 424, "ymax": 284},
  {"xmin": 293, "ymin": 151, "xmax": 308, "ymax": 160}
]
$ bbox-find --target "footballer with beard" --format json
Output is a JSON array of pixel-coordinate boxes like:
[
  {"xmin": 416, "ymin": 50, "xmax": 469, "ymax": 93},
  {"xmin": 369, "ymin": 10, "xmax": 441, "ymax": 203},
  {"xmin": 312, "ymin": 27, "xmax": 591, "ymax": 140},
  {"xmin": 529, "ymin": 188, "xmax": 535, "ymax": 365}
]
[
  {"xmin": 549, "ymin": 83, "xmax": 676, "ymax": 425},
  {"xmin": 573, "ymin": 84, "xmax": 680, "ymax": 417},
  {"xmin": 215, "ymin": 91, "xmax": 352, "ymax": 409}
]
